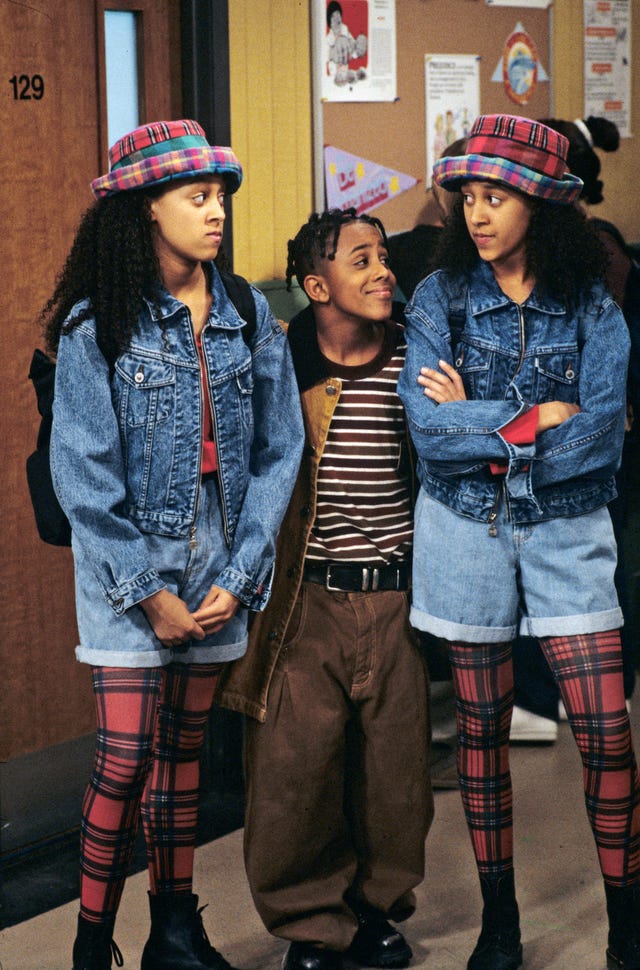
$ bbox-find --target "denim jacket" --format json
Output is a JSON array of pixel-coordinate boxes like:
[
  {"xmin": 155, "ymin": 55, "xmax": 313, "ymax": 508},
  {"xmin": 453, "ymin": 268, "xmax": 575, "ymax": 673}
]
[
  {"xmin": 51, "ymin": 264, "xmax": 304, "ymax": 616},
  {"xmin": 397, "ymin": 261, "xmax": 630, "ymax": 524}
]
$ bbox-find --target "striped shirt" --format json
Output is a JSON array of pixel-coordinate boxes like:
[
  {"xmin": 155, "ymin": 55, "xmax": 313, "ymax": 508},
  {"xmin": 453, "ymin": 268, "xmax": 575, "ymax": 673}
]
[{"xmin": 305, "ymin": 322, "xmax": 413, "ymax": 565}]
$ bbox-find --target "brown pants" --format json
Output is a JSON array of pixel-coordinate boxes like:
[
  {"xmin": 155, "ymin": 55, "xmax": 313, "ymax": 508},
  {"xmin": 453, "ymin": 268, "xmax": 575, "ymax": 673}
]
[{"xmin": 243, "ymin": 582, "xmax": 434, "ymax": 950}]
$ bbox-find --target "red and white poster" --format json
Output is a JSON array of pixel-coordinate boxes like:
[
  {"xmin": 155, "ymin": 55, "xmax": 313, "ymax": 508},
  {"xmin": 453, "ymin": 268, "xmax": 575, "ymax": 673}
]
[{"xmin": 317, "ymin": 0, "xmax": 397, "ymax": 102}]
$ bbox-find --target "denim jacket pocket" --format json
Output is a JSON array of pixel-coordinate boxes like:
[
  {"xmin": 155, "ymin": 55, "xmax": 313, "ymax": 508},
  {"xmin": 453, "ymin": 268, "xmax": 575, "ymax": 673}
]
[
  {"xmin": 116, "ymin": 353, "xmax": 176, "ymax": 428},
  {"xmin": 533, "ymin": 351, "xmax": 579, "ymax": 403},
  {"xmin": 457, "ymin": 342, "xmax": 491, "ymax": 398}
]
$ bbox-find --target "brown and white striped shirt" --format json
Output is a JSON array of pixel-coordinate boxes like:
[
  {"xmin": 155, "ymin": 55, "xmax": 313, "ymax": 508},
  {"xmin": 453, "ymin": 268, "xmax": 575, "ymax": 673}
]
[{"xmin": 305, "ymin": 322, "xmax": 413, "ymax": 566}]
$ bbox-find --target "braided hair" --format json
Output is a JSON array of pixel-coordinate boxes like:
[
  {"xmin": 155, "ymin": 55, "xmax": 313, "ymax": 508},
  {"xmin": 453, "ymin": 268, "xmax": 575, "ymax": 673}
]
[{"xmin": 286, "ymin": 208, "xmax": 389, "ymax": 293}]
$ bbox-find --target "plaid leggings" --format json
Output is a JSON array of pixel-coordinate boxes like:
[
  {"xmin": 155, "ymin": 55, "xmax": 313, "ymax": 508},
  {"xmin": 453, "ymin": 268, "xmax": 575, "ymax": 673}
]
[
  {"xmin": 79, "ymin": 664, "xmax": 221, "ymax": 922},
  {"xmin": 448, "ymin": 631, "xmax": 640, "ymax": 887}
]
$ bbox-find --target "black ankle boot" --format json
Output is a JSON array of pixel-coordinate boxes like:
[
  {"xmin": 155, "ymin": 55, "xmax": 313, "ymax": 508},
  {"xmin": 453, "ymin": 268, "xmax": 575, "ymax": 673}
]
[
  {"xmin": 605, "ymin": 882, "xmax": 640, "ymax": 969},
  {"xmin": 71, "ymin": 914, "xmax": 123, "ymax": 970},
  {"xmin": 140, "ymin": 892, "xmax": 240, "ymax": 969},
  {"xmin": 467, "ymin": 871, "xmax": 522, "ymax": 970}
]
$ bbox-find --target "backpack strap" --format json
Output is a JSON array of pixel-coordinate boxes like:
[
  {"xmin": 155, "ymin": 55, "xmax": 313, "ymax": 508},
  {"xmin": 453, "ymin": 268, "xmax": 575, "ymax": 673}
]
[
  {"xmin": 218, "ymin": 269, "xmax": 257, "ymax": 344},
  {"xmin": 447, "ymin": 278, "xmax": 467, "ymax": 356}
]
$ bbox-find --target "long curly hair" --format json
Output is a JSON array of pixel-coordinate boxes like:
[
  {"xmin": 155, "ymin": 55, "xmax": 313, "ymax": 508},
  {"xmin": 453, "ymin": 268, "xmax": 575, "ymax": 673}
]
[
  {"xmin": 39, "ymin": 191, "xmax": 162, "ymax": 363},
  {"xmin": 286, "ymin": 207, "xmax": 389, "ymax": 293},
  {"xmin": 434, "ymin": 192, "xmax": 608, "ymax": 309},
  {"xmin": 39, "ymin": 190, "xmax": 234, "ymax": 363}
]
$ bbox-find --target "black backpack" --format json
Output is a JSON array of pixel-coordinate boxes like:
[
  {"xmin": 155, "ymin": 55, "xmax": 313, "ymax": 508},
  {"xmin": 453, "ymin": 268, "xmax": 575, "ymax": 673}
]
[{"xmin": 26, "ymin": 270, "xmax": 257, "ymax": 546}]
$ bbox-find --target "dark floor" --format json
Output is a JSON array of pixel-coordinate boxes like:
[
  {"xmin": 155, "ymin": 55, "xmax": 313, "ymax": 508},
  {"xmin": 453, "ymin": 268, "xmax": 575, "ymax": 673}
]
[{"xmin": 0, "ymin": 789, "xmax": 245, "ymax": 929}]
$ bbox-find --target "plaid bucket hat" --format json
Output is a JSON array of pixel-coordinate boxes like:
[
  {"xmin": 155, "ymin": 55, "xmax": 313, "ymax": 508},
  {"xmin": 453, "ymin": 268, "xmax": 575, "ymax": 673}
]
[
  {"xmin": 91, "ymin": 119, "xmax": 243, "ymax": 199},
  {"xmin": 433, "ymin": 114, "xmax": 583, "ymax": 205}
]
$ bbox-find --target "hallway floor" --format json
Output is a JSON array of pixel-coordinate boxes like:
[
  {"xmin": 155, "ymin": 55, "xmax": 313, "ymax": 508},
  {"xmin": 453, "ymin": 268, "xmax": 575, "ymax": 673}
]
[{"xmin": 2, "ymin": 692, "xmax": 637, "ymax": 970}]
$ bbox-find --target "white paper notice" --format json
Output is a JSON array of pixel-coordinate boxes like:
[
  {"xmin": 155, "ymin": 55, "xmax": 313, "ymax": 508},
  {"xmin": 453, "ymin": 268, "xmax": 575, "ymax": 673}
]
[
  {"xmin": 583, "ymin": 0, "xmax": 631, "ymax": 137},
  {"xmin": 319, "ymin": 0, "xmax": 397, "ymax": 102}
]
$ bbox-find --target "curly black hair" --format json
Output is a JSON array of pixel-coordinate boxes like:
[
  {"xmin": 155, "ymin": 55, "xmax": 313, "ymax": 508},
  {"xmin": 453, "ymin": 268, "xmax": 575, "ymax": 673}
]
[
  {"xmin": 433, "ymin": 193, "xmax": 608, "ymax": 309},
  {"xmin": 286, "ymin": 208, "xmax": 389, "ymax": 293},
  {"xmin": 39, "ymin": 189, "xmax": 231, "ymax": 363}
]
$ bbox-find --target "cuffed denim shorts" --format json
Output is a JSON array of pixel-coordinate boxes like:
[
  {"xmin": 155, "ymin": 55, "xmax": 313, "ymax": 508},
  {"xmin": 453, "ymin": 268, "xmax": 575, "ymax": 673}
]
[
  {"xmin": 410, "ymin": 490, "xmax": 623, "ymax": 643},
  {"xmin": 74, "ymin": 477, "xmax": 249, "ymax": 667}
]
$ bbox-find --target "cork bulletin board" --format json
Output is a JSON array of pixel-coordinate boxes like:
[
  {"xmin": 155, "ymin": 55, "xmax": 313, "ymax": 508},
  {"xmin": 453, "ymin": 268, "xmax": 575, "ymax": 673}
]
[{"xmin": 321, "ymin": 0, "xmax": 552, "ymax": 235}]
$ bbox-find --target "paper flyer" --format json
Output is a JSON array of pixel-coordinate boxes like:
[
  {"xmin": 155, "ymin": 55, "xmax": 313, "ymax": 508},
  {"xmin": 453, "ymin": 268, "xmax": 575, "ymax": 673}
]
[
  {"xmin": 425, "ymin": 55, "xmax": 480, "ymax": 187},
  {"xmin": 583, "ymin": 0, "xmax": 631, "ymax": 137},
  {"xmin": 319, "ymin": 0, "xmax": 397, "ymax": 102}
]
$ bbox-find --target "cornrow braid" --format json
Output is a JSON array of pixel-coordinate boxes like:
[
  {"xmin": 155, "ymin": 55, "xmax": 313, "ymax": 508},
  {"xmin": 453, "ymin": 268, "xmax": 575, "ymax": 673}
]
[{"xmin": 286, "ymin": 208, "xmax": 389, "ymax": 292}]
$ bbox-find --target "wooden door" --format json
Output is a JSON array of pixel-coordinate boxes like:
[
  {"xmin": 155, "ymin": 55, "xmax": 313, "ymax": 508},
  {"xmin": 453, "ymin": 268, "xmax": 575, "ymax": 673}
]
[{"xmin": 0, "ymin": 0, "xmax": 181, "ymax": 771}]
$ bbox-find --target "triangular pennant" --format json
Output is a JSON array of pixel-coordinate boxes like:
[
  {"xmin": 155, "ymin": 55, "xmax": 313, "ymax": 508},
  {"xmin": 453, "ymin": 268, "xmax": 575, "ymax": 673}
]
[{"xmin": 324, "ymin": 146, "xmax": 417, "ymax": 215}]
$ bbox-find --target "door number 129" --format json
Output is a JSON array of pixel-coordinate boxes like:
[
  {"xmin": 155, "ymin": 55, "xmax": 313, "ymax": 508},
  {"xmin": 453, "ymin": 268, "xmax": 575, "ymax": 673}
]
[{"xmin": 9, "ymin": 74, "xmax": 45, "ymax": 100}]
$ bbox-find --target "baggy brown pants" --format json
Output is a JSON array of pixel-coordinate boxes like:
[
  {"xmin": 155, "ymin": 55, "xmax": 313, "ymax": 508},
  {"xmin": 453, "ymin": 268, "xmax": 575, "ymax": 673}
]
[{"xmin": 243, "ymin": 582, "xmax": 434, "ymax": 950}]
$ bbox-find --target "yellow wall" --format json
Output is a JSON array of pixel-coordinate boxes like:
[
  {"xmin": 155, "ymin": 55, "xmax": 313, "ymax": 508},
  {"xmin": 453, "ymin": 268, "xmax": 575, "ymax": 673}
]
[
  {"xmin": 553, "ymin": 1, "xmax": 639, "ymax": 243},
  {"xmin": 229, "ymin": 0, "xmax": 314, "ymax": 282},
  {"xmin": 229, "ymin": 1, "xmax": 639, "ymax": 265}
]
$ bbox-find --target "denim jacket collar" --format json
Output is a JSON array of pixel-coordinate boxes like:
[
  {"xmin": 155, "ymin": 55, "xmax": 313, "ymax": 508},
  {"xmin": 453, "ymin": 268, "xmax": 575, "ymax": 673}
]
[
  {"xmin": 142, "ymin": 261, "xmax": 247, "ymax": 332},
  {"xmin": 465, "ymin": 259, "xmax": 568, "ymax": 319}
]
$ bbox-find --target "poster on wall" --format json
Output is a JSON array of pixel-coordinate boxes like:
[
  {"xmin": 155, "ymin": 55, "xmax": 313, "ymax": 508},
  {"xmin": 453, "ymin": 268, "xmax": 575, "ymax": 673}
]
[
  {"xmin": 324, "ymin": 146, "xmax": 417, "ymax": 214},
  {"xmin": 424, "ymin": 55, "xmax": 480, "ymax": 187},
  {"xmin": 490, "ymin": 21, "xmax": 549, "ymax": 105},
  {"xmin": 319, "ymin": 0, "xmax": 397, "ymax": 102},
  {"xmin": 583, "ymin": 0, "xmax": 631, "ymax": 137},
  {"xmin": 485, "ymin": 0, "xmax": 551, "ymax": 7}
]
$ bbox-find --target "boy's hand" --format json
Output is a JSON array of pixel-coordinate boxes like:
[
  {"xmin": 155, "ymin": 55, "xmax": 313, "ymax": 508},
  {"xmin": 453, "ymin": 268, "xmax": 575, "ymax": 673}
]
[
  {"xmin": 418, "ymin": 360, "xmax": 467, "ymax": 403},
  {"xmin": 192, "ymin": 587, "xmax": 240, "ymax": 635},
  {"xmin": 140, "ymin": 588, "xmax": 205, "ymax": 648}
]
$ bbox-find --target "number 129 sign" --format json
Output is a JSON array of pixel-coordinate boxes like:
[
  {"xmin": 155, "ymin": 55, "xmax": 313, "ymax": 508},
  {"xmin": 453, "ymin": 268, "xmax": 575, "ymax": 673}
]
[{"xmin": 9, "ymin": 74, "xmax": 45, "ymax": 100}]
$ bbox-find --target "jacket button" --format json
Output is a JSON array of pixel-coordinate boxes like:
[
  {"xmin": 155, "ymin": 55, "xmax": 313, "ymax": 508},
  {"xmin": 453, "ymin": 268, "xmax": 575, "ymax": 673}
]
[
  {"xmin": 113, "ymin": 597, "xmax": 124, "ymax": 611},
  {"xmin": 267, "ymin": 630, "xmax": 278, "ymax": 641},
  {"xmin": 326, "ymin": 385, "xmax": 337, "ymax": 395},
  {"xmin": 300, "ymin": 505, "xmax": 309, "ymax": 517}
]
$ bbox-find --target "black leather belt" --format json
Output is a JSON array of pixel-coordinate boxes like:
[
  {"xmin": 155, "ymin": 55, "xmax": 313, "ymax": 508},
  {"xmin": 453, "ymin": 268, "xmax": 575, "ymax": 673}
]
[{"xmin": 302, "ymin": 561, "xmax": 410, "ymax": 592}]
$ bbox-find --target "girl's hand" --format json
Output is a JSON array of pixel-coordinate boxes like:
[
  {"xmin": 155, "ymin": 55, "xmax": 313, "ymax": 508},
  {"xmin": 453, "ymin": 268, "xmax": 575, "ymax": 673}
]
[
  {"xmin": 418, "ymin": 360, "xmax": 467, "ymax": 403},
  {"xmin": 140, "ymin": 588, "xmax": 206, "ymax": 648},
  {"xmin": 191, "ymin": 587, "xmax": 240, "ymax": 635},
  {"xmin": 537, "ymin": 401, "xmax": 581, "ymax": 431}
]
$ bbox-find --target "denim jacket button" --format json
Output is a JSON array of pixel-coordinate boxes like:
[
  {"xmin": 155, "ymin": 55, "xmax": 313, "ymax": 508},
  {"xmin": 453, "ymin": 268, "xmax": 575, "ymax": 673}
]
[
  {"xmin": 326, "ymin": 385, "xmax": 337, "ymax": 396},
  {"xmin": 134, "ymin": 369, "xmax": 145, "ymax": 384},
  {"xmin": 565, "ymin": 366, "xmax": 575, "ymax": 379},
  {"xmin": 113, "ymin": 597, "xmax": 124, "ymax": 612}
]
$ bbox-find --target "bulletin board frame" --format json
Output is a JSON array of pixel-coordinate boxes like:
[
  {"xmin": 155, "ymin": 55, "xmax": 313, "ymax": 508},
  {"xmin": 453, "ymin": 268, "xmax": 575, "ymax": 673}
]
[{"xmin": 313, "ymin": 0, "xmax": 553, "ymax": 234}]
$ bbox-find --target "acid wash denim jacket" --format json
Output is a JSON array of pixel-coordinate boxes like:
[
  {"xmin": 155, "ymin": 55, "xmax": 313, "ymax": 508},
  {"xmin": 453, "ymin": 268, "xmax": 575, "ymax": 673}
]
[
  {"xmin": 397, "ymin": 261, "xmax": 630, "ymax": 525},
  {"xmin": 51, "ymin": 263, "xmax": 304, "ymax": 617}
]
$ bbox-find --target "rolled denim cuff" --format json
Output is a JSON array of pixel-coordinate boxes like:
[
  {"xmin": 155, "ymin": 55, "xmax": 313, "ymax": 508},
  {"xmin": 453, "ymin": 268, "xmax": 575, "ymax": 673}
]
[
  {"xmin": 215, "ymin": 565, "xmax": 272, "ymax": 611},
  {"xmin": 504, "ymin": 443, "xmax": 539, "ymax": 507},
  {"xmin": 105, "ymin": 568, "xmax": 165, "ymax": 616}
]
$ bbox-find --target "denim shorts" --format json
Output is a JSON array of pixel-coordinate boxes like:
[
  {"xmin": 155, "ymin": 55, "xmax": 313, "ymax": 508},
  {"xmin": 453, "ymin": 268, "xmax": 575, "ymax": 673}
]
[
  {"xmin": 74, "ymin": 477, "xmax": 249, "ymax": 667},
  {"xmin": 410, "ymin": 490, "xmax": 623, "ymax": 643}
]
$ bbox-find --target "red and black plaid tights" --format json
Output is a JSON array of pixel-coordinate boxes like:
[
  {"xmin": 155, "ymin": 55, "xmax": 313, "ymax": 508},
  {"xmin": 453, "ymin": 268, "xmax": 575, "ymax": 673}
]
[
  {"xmin": 79, "ymin": 663, "xmax": 221, "ymax": 923},
  {"xmin": 447, "ymin": 630, "xmax": 640, "ymax": 886}
]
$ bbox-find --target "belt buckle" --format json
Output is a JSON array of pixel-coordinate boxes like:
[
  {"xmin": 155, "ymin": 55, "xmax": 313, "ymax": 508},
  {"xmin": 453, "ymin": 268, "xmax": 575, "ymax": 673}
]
[
  {"xmin": 325, "ymin": 564, "xmax": 343, "ymax": 592},
  {"xmin": 326, "ymin": 564, "xmax": 372, "ymax": 591}
]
